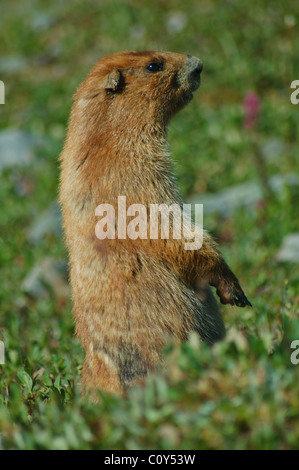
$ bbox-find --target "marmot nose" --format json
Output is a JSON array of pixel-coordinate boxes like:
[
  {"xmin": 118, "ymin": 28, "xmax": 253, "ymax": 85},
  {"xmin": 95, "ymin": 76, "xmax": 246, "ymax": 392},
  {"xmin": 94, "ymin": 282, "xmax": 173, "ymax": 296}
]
[
  {"xmin": 187, "ymin": 57, "xmax": 203, "ymax": 76},
  {"xmin": 193, "ymin": 60, "xmax": 203, "ymax": 75},
  {"xmin": 177, "ymin": 55, "xmax": 203, "ymax": 90}
]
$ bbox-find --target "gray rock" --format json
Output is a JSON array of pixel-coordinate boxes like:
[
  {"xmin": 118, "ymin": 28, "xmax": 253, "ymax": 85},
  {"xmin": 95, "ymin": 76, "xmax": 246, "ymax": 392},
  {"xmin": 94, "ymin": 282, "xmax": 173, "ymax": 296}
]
[
  {"xmin": 276, "ymin": 233, "xmax": 299, "ymax": 263},
  {"xmin": 0, "ymin": 56, "xmax": 28, "ymax": 73},
  {"xmin": 165, "ymin": 12, "xmax": 187, "ymax": 34},
  {"xmin": 261, "ymin": 138, "xmax": 284, "ymax": 161},
  {"xmin": 22, "ymin": 257, "xmax": 69, "ymax": 299},
  {"xmin": 0, "ymin": 128, "xmax": 39, "ymax": 171},
  {"xmin": 27, "ymin": 201, "xmax": 62, "ymax": 244},
  {"xmin": 32, "ymin": 12, "xmax": 56, "ymax": 32},
  {"xmin": 188, "ymin": 173, "xmax": 299, "ymax": 217}
]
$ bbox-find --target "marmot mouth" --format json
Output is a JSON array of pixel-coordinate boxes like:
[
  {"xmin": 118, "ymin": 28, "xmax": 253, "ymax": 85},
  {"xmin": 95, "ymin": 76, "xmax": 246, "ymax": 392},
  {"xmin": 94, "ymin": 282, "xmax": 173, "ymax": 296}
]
[
  {"xmin": 180, "ymin": 90, "xmax": 195, "ymax": 106},
  {"xmin": 190, "ymin": 77, "xmax": 201, "ymax": 92}
]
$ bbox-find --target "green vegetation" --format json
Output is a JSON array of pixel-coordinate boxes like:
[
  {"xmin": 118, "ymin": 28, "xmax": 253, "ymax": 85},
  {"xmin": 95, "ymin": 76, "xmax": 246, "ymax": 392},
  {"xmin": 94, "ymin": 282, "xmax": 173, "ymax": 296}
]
[{"xmin": 0, "ymin": 0, "xmax": 299, "ymax": 450}]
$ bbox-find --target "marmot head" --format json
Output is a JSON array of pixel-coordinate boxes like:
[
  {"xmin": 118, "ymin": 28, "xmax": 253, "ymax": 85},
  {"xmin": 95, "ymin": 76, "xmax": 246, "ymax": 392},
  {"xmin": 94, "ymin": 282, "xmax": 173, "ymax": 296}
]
[{"xmin": 74, "ymin": 50, "xmax": 203, "ymax": 131}]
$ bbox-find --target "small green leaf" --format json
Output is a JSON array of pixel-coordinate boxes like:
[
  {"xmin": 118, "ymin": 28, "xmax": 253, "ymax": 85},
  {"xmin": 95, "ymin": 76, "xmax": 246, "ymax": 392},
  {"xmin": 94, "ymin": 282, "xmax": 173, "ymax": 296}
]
[{"xmin": 17, "ymin": 369, "xmax": 33, "ymax": 395}]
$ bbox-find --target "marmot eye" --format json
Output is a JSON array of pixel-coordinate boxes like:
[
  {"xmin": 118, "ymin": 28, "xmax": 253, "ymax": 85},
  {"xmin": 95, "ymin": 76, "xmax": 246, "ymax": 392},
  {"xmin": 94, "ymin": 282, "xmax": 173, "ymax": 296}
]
[{"xmin": 146, "ymin": 63, "xmax": 164, "ymax": 73}]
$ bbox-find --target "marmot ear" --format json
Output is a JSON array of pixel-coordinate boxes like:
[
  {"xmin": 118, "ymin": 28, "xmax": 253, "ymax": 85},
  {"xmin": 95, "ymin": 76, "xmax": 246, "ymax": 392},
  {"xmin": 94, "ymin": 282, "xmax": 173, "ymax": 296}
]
[{"xmin": 105, "ymin": 69, "xmax": 122, "ymax": 92}]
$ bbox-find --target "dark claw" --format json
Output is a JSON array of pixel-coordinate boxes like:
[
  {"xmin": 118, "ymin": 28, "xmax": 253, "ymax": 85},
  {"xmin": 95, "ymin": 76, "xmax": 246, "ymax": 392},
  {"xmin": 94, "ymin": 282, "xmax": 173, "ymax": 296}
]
[
  {"xmin": 229, "ymin": 289, "xmax": 252, "ymax": 308},
  {"xmin": 216, "ymin": 286, "xmax": 252, "ymax": 308},
  {"xmin": 233, "ymin": 292, "xmax": 252, "ymax": 308}
]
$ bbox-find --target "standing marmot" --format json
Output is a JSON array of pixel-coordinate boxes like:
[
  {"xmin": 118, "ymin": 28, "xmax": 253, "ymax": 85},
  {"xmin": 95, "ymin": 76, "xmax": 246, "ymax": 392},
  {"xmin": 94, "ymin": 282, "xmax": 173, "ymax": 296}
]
[{"xmin": 59, "ymin": 50, "xmax": 251, "ymax": 397}]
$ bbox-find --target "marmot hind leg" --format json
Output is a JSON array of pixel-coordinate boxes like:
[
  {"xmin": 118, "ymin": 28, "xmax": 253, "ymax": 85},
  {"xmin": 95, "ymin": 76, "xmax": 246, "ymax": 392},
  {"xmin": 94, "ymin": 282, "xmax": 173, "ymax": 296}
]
[{"xmin": 81, "ymin": 352, "xmax": 125, "ymax": 399}]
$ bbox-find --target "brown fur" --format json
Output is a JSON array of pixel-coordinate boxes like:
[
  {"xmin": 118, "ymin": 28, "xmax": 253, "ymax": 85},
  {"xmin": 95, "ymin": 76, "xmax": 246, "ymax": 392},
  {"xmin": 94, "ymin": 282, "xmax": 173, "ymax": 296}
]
[{"xmin": 59, "ymin": 50, "xmax": 251, "ymax": 398}]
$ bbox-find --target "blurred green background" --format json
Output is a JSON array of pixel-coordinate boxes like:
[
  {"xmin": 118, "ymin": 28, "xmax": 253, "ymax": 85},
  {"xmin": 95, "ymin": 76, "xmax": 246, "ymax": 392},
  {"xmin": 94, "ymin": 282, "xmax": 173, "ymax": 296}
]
[{"xmin": 0, "ymin": 0, "xmax": 299, "ymax": 450}]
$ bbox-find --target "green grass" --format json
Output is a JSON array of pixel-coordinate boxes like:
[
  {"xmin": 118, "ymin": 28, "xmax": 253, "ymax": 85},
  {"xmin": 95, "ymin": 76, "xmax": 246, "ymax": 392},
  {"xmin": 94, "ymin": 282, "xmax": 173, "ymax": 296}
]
[{"xmin": 0, "ymin": 0, "xmax": 299, "ymax": 450}]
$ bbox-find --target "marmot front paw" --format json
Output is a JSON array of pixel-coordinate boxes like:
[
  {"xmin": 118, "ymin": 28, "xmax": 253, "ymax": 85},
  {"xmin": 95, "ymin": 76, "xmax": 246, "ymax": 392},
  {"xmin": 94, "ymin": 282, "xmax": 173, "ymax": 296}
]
[{"xmin": 215, "ymin": 280, "xmax": 252, "ymax": 307}]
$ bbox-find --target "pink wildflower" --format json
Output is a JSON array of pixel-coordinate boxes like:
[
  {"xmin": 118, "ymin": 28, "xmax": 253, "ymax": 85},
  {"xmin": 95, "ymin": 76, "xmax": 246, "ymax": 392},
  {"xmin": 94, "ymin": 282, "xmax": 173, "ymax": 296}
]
[{"xmin": 243, "ymin": 92, "xmax": 260, "ymax": 130}]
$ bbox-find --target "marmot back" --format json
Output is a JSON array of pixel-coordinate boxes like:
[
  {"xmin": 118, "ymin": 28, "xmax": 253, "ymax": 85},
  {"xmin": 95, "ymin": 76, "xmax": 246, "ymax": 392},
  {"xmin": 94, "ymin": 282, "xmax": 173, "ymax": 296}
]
[{"xmin": 59, "ymin": 50, "xmax": 251, "ymax": 398}]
